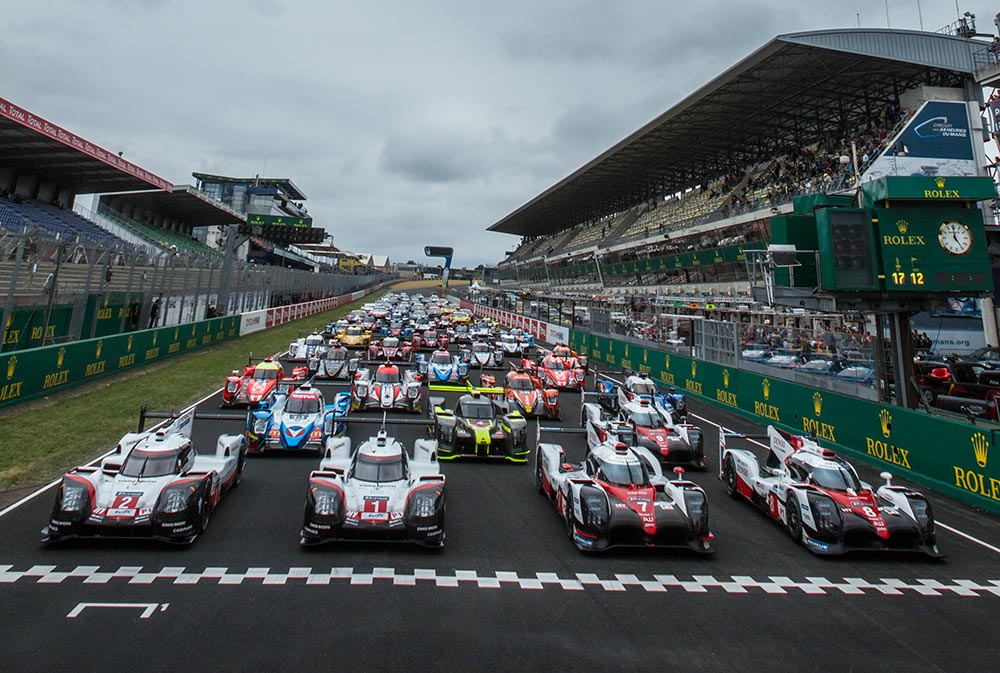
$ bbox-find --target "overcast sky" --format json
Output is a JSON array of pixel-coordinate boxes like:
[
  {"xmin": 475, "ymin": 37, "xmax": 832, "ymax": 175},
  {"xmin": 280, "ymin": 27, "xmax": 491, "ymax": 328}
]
[{"xmin": 2, "ymin": 1, "xmax": 996, "ymax": 267}]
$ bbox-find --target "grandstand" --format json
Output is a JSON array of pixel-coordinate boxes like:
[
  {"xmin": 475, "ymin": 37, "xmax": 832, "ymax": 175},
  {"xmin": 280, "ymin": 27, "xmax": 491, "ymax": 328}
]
[{"xmin": 490, "ymin": 29, "xmax": 994, "ymax": 296}]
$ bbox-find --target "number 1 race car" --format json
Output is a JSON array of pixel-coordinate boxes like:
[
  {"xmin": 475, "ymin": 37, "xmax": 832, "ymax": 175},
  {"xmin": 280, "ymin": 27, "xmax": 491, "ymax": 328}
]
[
  {"xmin": 535, "ymin": 431, "xmax": 713, "ymax": 552},
  {"xmin": 301, "ymin": 428, "xmax": 445, "ymax": 546},
  {"xmin": 43, "ymin": 409, "xmax": 245, "ymax": 544},
  {"xmin": 584, "ymin": 398, "xmax": 705, "ymax": 469},
  {"xmin": 429, "ymin": 389, "xmax": 529, "ymax": 461},
  {"xmin": 350, "ymin": 362, "xmax": 423, "ymax": 413},
  {"xmin": 719, "ymin": 426, "xmax": 941, "ymax": 556}
]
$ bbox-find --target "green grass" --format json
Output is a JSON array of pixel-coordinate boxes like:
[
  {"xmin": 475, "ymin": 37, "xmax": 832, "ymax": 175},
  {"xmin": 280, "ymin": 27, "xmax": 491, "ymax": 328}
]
[{"xmin": 0, "ymin": 290, "xmax": 387, "ymax": 491}]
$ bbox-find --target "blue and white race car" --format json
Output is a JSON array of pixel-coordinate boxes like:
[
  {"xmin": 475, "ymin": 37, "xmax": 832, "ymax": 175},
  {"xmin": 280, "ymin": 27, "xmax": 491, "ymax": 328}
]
[
  {"xmin": 417, "ymin": 349, "xmax": 470, "ymax": 384},
  {"xmin": 247, "ymin": 385, "xmax": 348, "ymax": 453}
]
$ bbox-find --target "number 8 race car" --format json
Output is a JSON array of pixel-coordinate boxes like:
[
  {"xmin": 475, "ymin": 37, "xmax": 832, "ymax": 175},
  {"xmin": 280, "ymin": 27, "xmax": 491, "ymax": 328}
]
[
  {"xmin": 535, "ymin": 429, "xmax": 713, "ymax": 553},
  {"xmin": 43, "ymin": 409, "xmax": 246, "ymax": 545},
  {"xmin": 719, "ymin": 425, "xmax": 941, "ymax": 557}
]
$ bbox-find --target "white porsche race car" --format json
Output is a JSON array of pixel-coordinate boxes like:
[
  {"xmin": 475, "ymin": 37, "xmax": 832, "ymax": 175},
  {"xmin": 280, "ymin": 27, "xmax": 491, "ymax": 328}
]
[{"xmin": 301, "ymin": 428, "xmax": 446, "ymax": 546}]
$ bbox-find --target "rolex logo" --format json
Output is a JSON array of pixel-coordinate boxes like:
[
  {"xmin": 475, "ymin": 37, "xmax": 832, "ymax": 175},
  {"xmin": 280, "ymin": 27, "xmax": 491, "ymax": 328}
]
[
  {"xmin": 896, "ymin": 220, "xmax": 909, "ymax": 234},
  {"xmin": 191, "ymin": 324, "xmax": 196, "ymax": 336},
  {"xmin": 762, "ymin": 378, "xmax": 770, "ymax": 401},
  {"xmin": 972, "ymin": 432, "xmax": 989, "ymax": 468},
  {"xmin": 813, "ymin": 391, "xmax": 822, "ymax": 416},
  {"xmin": 57, "ymin": 347, "xmax": 65, "ymax": 368},
  {"xmin": 664, "ymin": 354, "xmax": 670, "ymax": 369},
  {"xmin": 6, "ymin": 355, "xmax": 16, "ymax": 380},
  {"xmin": 935, "ymin": 176, "xmax": 946, "ymax": 189},
  {"xmin": 127, "ymin": 335, "xmax": 134, "ymax": 352},
  {"xmin": 643, "ymin": 349, "xmax": 648, "ymax": 364},
  {"xmin": 624, "ymin": 344, "xmax": 629, "ymax": 358},
  {"xmin": 879, "ymin": 409, "xmax": 892, "ymax": 438},
  {"xmin": 152, "ymin": 331, "xmax": 158, "ymax": 346},
  {"xmin": 174, "ymin": 327, "xmax": 179, "ymax": 340},
  {"xmin": 96, "ymin": 340, "xmax": 103, "ymax": 358},
  {"xmin": 691, "ymin": 361, "xmax": 697, "ymax": 377},
  {"xmin": 102, "ymin": 294, "xmax": 109, "ymax": 308},
  {"xmin": 723, "ymin": 369, "xmax": 730, "ymax": 388}
]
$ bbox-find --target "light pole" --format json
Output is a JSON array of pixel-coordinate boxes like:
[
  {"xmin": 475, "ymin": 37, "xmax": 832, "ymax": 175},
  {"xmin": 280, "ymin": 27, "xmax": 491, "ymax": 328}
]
[{"xmin": 594, "ymin": 252, "xmax": 605, "ymax": 288}]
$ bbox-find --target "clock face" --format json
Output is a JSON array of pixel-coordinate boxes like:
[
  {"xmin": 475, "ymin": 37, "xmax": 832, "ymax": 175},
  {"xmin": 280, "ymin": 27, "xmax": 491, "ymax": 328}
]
[{"xmin": 938, "ymin": 221, "xmax": 973, "ymax": 255}]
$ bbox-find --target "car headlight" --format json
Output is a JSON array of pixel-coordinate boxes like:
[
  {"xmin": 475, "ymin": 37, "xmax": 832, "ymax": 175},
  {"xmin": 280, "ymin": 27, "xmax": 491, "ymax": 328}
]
[
  {"xmin": 253, "ymin": 417, "xmax": 269, "ymax": 434},
  {"xmin": 579, "ymin": 487, "xmax": 609, "ymax": 528},
  {"xmin": 158, "ymin": 485, "xmax": 195, "ymax": 514},
  {"xmin": 312, "ymin": 488, "xmax": 343, "ymax": 517},
  {"xmin": 806, "ymin": 493, "xmax": 841, "ymax": 537},
  {"xmin": 456, "ymin": 426, "xmax": 471, "ymax": 437},
  {"xmin": 60, "ymin": 481, "xmax": 90, "ymax": 512},
  {"xmin": 684, "ymin": 490, "xmax": 709, "ymax": 533},
  {"xmin": 226, "ymin": 381, "xmax": 239, "ymax": 393},
  {"xmin": 407, "ymin": 488, "xmax": 441, "ymax": 518}
]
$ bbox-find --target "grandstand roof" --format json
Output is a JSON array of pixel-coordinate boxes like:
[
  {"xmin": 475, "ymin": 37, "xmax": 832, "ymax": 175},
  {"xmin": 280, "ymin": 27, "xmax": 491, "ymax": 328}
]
[
  {"xmin": 489, "ymin": 29, "xmax": 988, "ymax": 237},
  {"xmin": 0, "ymin": 96, "xmax": 172, "ymax": 194},
  {"xmin": 101, "ymin": 185, "xmax": 245, "ymax": 227},
  {"xmin": 191, "ymin": 172, "xmax": 307, "ymax": 201}
]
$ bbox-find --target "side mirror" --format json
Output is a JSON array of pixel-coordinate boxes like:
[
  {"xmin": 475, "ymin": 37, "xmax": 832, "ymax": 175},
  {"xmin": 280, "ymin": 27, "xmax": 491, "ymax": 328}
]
[{"xmin": 880, "ymin": 471, "xmax": 893, "ymax": 486}]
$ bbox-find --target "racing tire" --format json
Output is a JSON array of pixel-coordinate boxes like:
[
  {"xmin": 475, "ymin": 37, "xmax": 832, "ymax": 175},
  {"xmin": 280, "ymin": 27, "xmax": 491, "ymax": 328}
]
[
  {"xmin": 562, "ymin": 492, "xmax": 574, "ymax": 539},
  {"xmin": 786, "ymin": 493, "xmax": 803, "ymax": 543},
  {"xmin": 196, "ymin": 495, "xmax": 211, "ymax": 536},
  {"xmin": 723, "ymin": 456, "xmax": 738, "ymax": 499},
  {"xmin": 535, "ymin": 459, "xmax": 545, "ymax": 495},
  {"xmin": 232, "ymin": 449, "xmax": 247, "ymax": 489}
]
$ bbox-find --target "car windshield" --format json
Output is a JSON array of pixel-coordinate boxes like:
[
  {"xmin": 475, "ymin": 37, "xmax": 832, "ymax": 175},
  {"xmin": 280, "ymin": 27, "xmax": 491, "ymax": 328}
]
[
  {"xmin": 629, "ymin": 410, "xmax": 665, "ymax": 427},
  {"xmin": 375, "ymin": 369, "xmax": 400, "ymax": 383},
  {"xmin": 598, "ymin": 459, "xmax": 649, "ymax": 487},
  {"xmin": 252, "ymin": 367, "xmax": 280, "ymax": 380},
  {"xmin": 327, "ymin": 349, "xmax": 347, "ymax": 361},
  {"xmin": 346, "ymin": 327, "xmax": 362, "ymax": 336},
  {"xmin": 306, "ymin": 336, "xmax": 324, "ymax": 345},
  {"xmin": 554, "ymin": 348, "xmax": 571, "ymax": 358},
  {"xmin": 809, "ymin": 463, "xmax": 862, "ymax": 491},
  {"xmin": 544, "ymin": 359, "xmax": 566, "ymax": 370},
  {"xmin": 285, "ymin": 396, "xmax": 321, "ymax": 414},
  {"xmin": 472, "ymin": 343, "xmax": 490, "ymax": 353},
  {"xmin": 424, "ymin": 331, "xmax": 438, "ymax": 339},
  {"xmin": 383, "ymin": 337, "xmax": 399, "ymax": 348},
  {"xmin": 120, "ymin": 449, "xmax": 181, "ymax": 478},
  {"xmin": 460, "ymin": 401, "xmax": 494, "ymax": 419},
  {"xmin": 508, "ymin": 377, "xmax": 534, "ymax": 390},
  {"xmin": 631, "ymin": 381, "xmax": 656, "ymax": 395},
  {"xmin": 501, "ymin": 335, "xmax": 515, "ymax": 343},
  {"xmin": 431, "ymin": 352, "xmax": 452, "ymax": 365},
  {"xmin": 352, "ymin": 453, "xmax": 405, "ymax": 482}
]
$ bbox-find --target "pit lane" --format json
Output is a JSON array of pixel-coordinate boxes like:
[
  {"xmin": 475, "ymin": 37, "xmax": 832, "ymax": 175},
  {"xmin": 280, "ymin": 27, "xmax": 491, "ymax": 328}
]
[{"xmin": 1, "ymin": 341, "xmax": 998, "ymax": 672}]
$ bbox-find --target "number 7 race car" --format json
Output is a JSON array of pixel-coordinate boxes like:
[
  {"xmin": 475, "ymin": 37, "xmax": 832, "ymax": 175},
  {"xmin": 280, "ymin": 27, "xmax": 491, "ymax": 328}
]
[
  {"xmin": 43, "ymin": 408, "xmax": 246, "ymax": 545},
  {"xmin": 719, "ymin": 425, "xmax": 941, "ymax": 557},
  {"xmin": 583, "ymin": 398, "xmax": 705, "ymax": 469},
  {"xmin": 535, "ymin": 427, "xmax": 713, "ymax": 553},
  {"xmin": 301, "ymin": 427, "xmax": 445, "ymax": 547}
]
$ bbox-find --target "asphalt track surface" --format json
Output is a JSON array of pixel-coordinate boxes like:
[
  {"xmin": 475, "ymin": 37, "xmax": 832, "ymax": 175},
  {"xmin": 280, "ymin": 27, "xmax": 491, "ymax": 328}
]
[{"xmin": 2, "ymin": 340, "xmax": 999, "ymax": 671}]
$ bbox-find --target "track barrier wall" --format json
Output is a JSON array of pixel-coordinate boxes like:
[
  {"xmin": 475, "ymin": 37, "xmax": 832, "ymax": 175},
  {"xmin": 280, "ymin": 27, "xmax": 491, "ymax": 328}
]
[
  {"xmin": 464, "ymin": 302, "xmax": 1000, "ymax": 515},
  {"xmin": 0, "ymin": 289, "xmax": 372, "ymax": 410}
]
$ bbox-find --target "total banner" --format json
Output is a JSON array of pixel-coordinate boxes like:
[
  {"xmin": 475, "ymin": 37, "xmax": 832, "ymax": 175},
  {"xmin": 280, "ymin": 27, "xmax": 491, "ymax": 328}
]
[{"xmin": 570, "ymin": 329, "xmax": 1000, "ymax": 515}]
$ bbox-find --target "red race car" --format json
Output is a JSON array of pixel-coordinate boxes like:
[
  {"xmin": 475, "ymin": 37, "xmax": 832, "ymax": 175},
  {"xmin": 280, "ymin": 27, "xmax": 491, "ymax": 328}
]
[
  {"xmin": 222, "ymin": 358, "xmax": 285, "ymax": 407},
  {"xmin": 486, "ymin": 368, "xmax": 559, "ymax": 419},
  {"xmin": 534, "ymin": 354, "xmax": 585, "ymax": 390}
]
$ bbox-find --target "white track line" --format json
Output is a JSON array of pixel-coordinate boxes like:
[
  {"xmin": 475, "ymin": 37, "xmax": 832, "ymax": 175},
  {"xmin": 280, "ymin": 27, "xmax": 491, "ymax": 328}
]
[{"xmin": 0, "ymin": 348, "xmax": 290, "ymax": 519}]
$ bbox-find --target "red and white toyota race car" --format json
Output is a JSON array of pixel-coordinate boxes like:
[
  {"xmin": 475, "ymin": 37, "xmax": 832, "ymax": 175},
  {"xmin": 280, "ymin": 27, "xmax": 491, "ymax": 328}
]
[
  {"xmin": 350, "ymin": 362, "xmax": 423, "ymax": 413},
  {"xmin": 719, "ymin": 425, "xmax": 941, "ymax": 556},
  {"xmin": 583, "ymin": 398, "xmax": 705, "ymax": 469},
  {"xmin": 535, "ymin": 428, "xmax": 712, "ymax": 553},
  {"xmin": 534, "ymin": 354, "xmax": 585, "ymax": 390}
]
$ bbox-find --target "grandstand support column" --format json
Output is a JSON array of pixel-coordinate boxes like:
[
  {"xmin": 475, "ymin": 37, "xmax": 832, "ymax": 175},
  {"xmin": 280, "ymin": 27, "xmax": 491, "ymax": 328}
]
[
  {"xmin": 216, "ymin": 224, "xmax": 239, "ymax": 317},
  {"xmin": 89, "ymin": 250, "xmax": 114, "ymax": 340},
  {"xmin": 178, "ymin": 255, "xmax": 192, "ymax": 324},
  {"xmin": 981, "ymin": 297, "xmax": 1000, "ymax": 348},
  {"xmin": 70, "ymin": 247, "xmax": 98, "ymax": 341},
  {"xmin": 594, "ymin": 253, "xmax": 605, "ymax": 288},
  {"xmin": 163, "ymin": 255, "xmax": 176, "ymax": 327},
  {"xmin": 886, "ymin": 311, "xmax": 917, "ymax": 410},
  {"xmin": 1, "ymin": 234, "xmax": 26, "ymax": 348},
  {"xmin": 117, "ymin": 251, "xmax": 138, "ymax": 334},
  {"xmin": 41, "ymin": 243, "xmax": 65, "ymax": 347}
]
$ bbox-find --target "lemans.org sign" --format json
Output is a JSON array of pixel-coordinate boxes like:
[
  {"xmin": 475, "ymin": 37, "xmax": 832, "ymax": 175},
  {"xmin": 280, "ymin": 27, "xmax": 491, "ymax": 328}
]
[{"xmin": 246, "ymin": 214, "xmax": 313, "ymax": 228}]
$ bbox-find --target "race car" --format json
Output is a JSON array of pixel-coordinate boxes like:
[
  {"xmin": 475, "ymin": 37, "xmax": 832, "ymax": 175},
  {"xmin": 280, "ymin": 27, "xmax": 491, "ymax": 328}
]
[
  {"xmin": 314, "ymin": 344, "xmax": 352, "ymax": 380},
  {"xmin": 508, "ymin": 328, "xmax": 534, "ymax": 351},
  {"xmin": 247, "ymin": 385, "xmax": 343, "ymax": 453},
  {"xmin": 429, "ymin": 389, "xmax": 529, "ymax": 461},
  {"xmin": 340, "ymin": 325, "xmax": 372, "ymax": 349},
  {"xmin": 300, "ymin": 428, "xmax": 445, "ymax": 547},
  {"xmin": 497, "ymin": 332, "xmax": 525, "ymax": 356},
  {"xmin": 221, "ymin": 357, "xmax": 283, "ymax": 407},
  {"xmin": 451, "ymin": 323, "xmax": 473, "ymax": 344},
  {"xmin": 535, "ymin": 433, "xmax": 713, "ymax": 553},
  {"xmin": 535, "ymin": 354, "xmax": 586, "ymax": 390},
  {"xmin": 412, "ymin": 328, "xmax": 440, "ymax": 350},
  {"xmin": 468, "ymin": 340, "xmax": 505, "ymax": 369},
  {"xmin": 368, "ymin": 336, "xmax": 413, "ymax": 362},
  {"xmin": 719, "ymin": 426, "xmax": 940, "ymax": 556},
  {"xmin": 350, "ymin": 362, "xmax": 423, "ymax": 413},
  {"xmin": 551, "ymin": 344, "xmax": 588, "ymax": 370},
  {"xmin": 43, "ymin": 409, "xmax": 245, "ymax": 544},
  {"xmin": 583, "ymin": 398, "xmax": 706, "ymax": 469},
  {"xmin": 417, "ymin": 349, "xmax": 470, "ymax": 384},
  {"xmin": 611, "ymin": 372, "xmax": 686, "ymax": 415},
  {"xmin": 489, "ymin": 368, "xmax": 559, "ymax": 419},
  {"xmin": 288, "ymin": 333, "xmax": 328, "ymax": 362}
]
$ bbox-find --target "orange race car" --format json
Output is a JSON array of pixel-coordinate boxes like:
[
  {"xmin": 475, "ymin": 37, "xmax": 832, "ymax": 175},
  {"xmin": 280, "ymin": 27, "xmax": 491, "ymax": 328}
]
[{"xmin": 482, "ymin": 369, "xmax": 560, "ymax": 420}]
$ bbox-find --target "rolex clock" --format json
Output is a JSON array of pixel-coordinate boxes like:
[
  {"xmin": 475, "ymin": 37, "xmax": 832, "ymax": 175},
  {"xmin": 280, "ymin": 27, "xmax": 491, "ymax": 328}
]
[{"xmin": 938, "ymin": 221, "xmax": 972, "ymax": 256}]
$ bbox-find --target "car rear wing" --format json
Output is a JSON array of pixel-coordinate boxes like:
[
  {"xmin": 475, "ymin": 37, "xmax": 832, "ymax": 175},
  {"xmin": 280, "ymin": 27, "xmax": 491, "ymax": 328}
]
[
  {"xmin": 717, "ymin": 426, "xmax": 770, "ymax": 481},
  {"xmin": 138, "ymin": 405, "xmax": 246, "ymax": 432},
  {"xmin": 428, "ymin": 380, "xmax": 505, "ymax": 396},
  {"xmin": 536, "ymin": 424, "xmax": 587, "ymax": 451}
]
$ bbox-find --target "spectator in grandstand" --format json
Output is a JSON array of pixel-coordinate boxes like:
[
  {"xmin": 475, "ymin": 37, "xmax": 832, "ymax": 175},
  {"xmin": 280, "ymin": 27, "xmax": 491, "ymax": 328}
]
[
  {"xmin": 42, "ymin": 270, "xmax": 55, "ymax": 295},
  {"xmin": 149, "ymin": 297, "xmax": 160, "ymax": 328}
]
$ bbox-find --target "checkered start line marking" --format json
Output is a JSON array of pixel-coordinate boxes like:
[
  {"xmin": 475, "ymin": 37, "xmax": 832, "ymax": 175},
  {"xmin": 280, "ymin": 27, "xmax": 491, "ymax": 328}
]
[{"xmin": 2, "ymin": 565, "xmax": 999, "ymax": 597}]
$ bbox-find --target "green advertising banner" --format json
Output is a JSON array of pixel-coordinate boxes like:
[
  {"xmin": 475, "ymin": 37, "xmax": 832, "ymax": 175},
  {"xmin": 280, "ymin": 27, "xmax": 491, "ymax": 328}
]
[
  {"xmin": 2, "ymin": 306, "xmax": 73, "ymax": 352},
  {"xmin": 0, "ymin": 315, "xmax": 240, "ymax": 409},
  {"xmin": 571, "ymin": 330, "xmax": 1000, "ymax": 514},
  {"xmin": 246, "ymin": 213, "xmax": 313, "ymax": 228}
]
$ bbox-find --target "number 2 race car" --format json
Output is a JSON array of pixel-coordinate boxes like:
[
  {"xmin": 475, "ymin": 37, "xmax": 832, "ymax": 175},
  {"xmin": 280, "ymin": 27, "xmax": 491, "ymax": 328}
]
[
  {"xmin": 719, "ymin": 425, "xmax": 941, "ymax": 556},
  {"xmin": 535, "ymin": 428, "xmax": 713, "ymax": 553},
  {"xmin": 43, "ymin": 409, "xmax": 246, "ymax": 544},
  {"xmin": 301, "ymin": 427, "xmax": 445, "ymax": 547}
]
